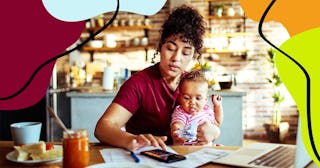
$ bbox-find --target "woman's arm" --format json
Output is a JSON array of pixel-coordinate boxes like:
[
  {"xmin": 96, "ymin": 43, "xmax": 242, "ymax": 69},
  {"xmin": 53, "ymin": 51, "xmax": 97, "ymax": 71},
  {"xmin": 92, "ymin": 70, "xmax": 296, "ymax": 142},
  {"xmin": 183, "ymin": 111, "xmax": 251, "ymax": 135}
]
[
  {"xmin": 94, "ymin": 103, "xmax": 135, "ymax": 149},
  {"xmin": 94, "ymin": 103, "xmax": 167, "ymax": 151}
]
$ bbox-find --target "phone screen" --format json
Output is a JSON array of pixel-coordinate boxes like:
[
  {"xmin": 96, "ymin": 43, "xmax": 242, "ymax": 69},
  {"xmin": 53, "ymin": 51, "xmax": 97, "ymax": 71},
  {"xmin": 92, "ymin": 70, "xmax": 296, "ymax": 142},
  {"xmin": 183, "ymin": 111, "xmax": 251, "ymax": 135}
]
[{"xmin": 140, "ymin": 149, "xmax": 186, "ymax": 163}]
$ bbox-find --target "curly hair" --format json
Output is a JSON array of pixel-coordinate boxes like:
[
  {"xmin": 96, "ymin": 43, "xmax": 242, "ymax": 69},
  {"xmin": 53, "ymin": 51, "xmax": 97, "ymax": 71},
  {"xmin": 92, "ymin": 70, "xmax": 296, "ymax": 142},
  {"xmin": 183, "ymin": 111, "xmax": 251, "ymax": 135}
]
[{"xmin": 158, "ymin": 5, "xmax": 206, "ymax": 60}]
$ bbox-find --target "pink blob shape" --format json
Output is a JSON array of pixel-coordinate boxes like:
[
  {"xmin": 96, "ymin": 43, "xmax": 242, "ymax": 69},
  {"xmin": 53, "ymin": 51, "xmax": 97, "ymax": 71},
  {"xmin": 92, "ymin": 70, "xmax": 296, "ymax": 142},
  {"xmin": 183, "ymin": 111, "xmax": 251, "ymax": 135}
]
[{"xmin": 0, "ymin": 1, "xmax": 84, "ymax": 110}]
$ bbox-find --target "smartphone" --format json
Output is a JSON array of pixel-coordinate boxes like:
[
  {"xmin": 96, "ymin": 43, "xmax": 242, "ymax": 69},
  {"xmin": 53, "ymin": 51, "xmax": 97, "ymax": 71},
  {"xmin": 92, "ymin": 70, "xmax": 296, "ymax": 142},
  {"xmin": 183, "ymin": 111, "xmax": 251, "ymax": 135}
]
[{"xmin": 140, "ymin": 149, "xmax": 186, "ymax": 163}]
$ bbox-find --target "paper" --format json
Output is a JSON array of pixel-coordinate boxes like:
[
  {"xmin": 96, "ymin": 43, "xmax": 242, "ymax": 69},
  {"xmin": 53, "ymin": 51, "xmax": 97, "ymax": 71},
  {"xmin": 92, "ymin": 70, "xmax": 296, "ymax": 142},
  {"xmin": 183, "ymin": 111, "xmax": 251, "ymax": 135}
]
[
  {"xmin": 99, "ymin": 146, "xmax": 177, "ymax": 167},
  {"xmin": 99, "ymin": 146, "xmax": 232, "ymax": 168},
  {"xmin": 165, "ymin": 148, "xmax": 231, "ymax": 168}
]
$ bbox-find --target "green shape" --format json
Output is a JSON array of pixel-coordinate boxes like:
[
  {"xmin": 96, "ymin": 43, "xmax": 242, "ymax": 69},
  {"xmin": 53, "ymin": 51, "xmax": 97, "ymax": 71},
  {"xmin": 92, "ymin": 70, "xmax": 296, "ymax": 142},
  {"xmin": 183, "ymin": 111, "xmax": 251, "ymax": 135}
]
[{"xmin": 276, "ymin": 27, "xmax": 320, "ymax": 166}]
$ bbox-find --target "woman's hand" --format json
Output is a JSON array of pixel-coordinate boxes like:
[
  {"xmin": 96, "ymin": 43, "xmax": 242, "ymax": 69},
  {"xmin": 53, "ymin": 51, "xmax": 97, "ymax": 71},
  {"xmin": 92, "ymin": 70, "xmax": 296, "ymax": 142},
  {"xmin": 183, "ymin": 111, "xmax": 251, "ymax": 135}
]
[
  {"xmin": 196, "ymin": 122, "xmax": 220, "ymax": 145},
  {"xmin": 126, "ymin": 134, "xmax": 167, "ymax": 151}
]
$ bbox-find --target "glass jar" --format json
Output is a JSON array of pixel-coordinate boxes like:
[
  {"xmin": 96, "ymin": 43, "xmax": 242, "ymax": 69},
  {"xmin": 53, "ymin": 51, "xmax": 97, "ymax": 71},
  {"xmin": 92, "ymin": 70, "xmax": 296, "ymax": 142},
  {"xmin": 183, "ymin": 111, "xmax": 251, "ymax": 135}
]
[{"xmin": 63, "ymin": 129, "xmax": 89, "ymax": 168}]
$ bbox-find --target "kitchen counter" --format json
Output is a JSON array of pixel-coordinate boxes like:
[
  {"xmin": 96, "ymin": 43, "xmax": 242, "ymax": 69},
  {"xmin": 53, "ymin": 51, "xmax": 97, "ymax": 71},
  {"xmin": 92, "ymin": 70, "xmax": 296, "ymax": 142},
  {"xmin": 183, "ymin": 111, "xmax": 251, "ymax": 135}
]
[{"xmin": 66, "ymin": 88, "xmax": 246, "ymax": 145}]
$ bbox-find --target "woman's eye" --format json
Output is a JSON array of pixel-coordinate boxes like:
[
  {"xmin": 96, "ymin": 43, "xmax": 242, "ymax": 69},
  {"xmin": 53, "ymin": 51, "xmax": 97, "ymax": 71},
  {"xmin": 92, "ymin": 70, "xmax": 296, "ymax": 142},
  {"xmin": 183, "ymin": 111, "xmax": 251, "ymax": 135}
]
[
  {"xmin": 182, "ymin": 51, "xmax": 192, "ymax": 56},
  {"xmin": 166, "ymin": 45, "xmax": 176, "ymax": 51}
]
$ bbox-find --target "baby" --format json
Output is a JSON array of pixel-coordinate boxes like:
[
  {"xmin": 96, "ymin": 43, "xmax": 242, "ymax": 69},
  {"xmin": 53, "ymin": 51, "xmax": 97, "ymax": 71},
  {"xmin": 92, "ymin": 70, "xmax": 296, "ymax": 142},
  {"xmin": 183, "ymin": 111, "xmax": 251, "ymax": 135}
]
[{"xmin": 171, "ymin": 70, "xmax": 223, "ymax": 146}]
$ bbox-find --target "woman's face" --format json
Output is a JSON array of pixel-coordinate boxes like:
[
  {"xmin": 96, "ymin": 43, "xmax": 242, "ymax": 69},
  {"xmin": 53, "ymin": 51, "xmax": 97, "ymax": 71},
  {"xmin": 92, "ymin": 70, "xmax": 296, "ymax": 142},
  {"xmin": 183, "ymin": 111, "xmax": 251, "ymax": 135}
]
[
  {"xmin": 178, "ymin": 81, "xmax": 208, "ymax": 115},
  {"xmin": 159, "ymin": 35, "xmax": 195, "ymax": 78}
]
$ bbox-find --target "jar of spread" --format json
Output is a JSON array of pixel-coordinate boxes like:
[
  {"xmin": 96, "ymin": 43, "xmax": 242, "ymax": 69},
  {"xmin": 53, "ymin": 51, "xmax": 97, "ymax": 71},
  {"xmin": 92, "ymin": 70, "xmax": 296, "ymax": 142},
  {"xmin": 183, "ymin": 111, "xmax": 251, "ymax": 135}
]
[{"xmin": 63, "ymin": 129, "xmax": 89, "ymax": 168}]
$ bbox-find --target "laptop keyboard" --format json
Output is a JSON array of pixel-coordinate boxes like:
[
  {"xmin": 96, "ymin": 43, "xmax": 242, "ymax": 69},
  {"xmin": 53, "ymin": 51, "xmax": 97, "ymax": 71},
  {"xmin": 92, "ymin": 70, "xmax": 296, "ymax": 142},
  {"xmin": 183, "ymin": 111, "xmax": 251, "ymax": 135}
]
[{"xmin": 248, "ymin": 146, "xmax": 295, "ymax": 168}]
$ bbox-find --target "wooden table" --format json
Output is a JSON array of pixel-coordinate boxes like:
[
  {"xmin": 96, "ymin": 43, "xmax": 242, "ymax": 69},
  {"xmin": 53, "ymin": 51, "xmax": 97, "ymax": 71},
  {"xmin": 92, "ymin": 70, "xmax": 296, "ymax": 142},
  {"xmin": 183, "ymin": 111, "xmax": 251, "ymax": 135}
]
[{"xmin": 0, "ymin": 141, "xmax": 238, "ymax": 168}]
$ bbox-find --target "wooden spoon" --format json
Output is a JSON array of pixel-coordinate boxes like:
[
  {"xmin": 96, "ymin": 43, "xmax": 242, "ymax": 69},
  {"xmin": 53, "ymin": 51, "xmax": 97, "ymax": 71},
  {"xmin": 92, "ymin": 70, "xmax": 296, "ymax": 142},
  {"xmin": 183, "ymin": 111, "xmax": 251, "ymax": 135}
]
[{"xmin": 47, "ymin": 105, "xmax": 72, "ymax": 136}]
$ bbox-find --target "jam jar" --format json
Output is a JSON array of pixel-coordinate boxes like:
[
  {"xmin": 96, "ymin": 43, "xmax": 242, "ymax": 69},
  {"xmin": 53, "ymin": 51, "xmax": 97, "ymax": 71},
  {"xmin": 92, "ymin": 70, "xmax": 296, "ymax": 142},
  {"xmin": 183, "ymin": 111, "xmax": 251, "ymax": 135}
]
[{"xmin": 63, "ymin": 129, "xmax": 89, "ymax": 168}]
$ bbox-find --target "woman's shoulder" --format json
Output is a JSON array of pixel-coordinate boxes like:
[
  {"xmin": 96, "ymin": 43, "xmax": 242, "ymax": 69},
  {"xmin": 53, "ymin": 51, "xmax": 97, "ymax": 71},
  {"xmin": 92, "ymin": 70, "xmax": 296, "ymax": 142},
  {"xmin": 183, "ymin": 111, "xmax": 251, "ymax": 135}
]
[{"xmin": 129, "ymin": 63, "xmax": 161, "ymax": 81}]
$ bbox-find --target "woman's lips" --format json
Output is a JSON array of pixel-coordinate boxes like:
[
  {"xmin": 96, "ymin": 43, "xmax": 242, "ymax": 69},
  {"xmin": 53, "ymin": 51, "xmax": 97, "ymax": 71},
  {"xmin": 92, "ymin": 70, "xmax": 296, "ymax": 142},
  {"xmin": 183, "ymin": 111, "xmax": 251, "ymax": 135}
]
[{"xmin": 168, "ymin": 64, "xmax": 180, "ymax": 71}]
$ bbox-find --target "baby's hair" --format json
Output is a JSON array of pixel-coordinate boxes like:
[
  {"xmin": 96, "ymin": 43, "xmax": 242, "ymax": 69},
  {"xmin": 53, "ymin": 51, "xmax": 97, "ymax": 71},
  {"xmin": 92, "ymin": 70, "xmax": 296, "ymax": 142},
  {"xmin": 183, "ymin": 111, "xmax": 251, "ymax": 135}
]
[{"xmin": 179, "ymin": 70, "xmax": 208, "ymax": 89}]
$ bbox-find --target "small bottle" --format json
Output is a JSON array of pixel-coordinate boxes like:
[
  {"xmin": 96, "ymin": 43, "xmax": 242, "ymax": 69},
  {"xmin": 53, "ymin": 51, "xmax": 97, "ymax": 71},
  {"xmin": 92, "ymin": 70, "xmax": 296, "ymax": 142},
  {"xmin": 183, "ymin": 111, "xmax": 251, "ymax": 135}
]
[
  {"xmin": 70, "ymin": 62, "xmax": 79, "ymax": 88},
  {"xmin": 103, "ymin": 61, "xmax": 114, "ymax": 90},
  {"xmin": 63, "ymin": 129, "xmax": 89, "ymax": 168}
]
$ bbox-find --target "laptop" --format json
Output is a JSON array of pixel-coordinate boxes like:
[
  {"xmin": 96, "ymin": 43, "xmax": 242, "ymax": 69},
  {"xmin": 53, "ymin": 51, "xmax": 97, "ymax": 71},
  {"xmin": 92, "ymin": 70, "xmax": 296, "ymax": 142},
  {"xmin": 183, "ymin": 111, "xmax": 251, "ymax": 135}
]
[{"xmin": 211, "ymin": 117, "xmax": 313, "ymax": 168}]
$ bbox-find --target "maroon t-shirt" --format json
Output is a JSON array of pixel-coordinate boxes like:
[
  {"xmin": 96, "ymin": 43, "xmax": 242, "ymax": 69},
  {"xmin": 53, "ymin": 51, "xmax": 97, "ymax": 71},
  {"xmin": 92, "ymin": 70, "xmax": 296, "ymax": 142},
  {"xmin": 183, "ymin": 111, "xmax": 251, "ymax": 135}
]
[{"xmin": 113, "ymin": 63, "xmax": 179, "ymax": 144}]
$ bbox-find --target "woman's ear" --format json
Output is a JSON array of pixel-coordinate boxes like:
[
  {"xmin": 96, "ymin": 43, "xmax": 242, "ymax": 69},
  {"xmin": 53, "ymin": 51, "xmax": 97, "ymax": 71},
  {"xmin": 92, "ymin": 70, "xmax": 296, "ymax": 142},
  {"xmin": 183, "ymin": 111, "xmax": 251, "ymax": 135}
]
[{"xmin": 193, "ymin": 52, "xmax": 201, "ymax": 60}]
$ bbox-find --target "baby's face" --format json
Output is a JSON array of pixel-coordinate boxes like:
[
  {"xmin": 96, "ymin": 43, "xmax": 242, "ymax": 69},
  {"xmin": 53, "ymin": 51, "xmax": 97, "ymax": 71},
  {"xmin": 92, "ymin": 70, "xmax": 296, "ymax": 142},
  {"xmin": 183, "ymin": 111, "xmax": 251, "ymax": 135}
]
[{"xmin": 178, "ymin": 81, "xmax": 208, "ymax": 115}]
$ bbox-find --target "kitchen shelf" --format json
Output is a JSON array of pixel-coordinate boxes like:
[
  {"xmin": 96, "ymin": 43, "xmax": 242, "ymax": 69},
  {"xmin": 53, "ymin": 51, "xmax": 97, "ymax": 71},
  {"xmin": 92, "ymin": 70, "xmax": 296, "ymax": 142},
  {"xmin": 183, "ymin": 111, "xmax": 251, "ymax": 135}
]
[
  {"xmin": 82, "ymin": 45, "xmax": 154, "ymax": 52},
  {"xmin": 206, "ymin": 32, "xmax": 250, "ymax": 38},
  {"xmin": 205, "ymin": 0, "xmax": 248, "ymax": 59},
  {"xmin": 86, "ymin": 25, "xmax": 152, "ymax": 32},
  {"xmin": 206, "ymin": 15, "xmax": 245, "ymax": 20},
  {"xmin": 205, "ymin": 48, "xmax": 247, "ymax": 54},
  {"xmin": 81, "ymin": 14, "xmax": 154, "ymax": 62}
]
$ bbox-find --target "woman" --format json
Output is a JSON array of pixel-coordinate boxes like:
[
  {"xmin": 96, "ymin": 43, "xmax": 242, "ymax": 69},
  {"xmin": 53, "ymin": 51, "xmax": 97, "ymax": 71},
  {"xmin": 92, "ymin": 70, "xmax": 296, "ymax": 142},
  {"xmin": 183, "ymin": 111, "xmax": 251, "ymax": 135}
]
[{"xmin": 95, "ymin": 5, "xmax": 221, "ymax": 151}]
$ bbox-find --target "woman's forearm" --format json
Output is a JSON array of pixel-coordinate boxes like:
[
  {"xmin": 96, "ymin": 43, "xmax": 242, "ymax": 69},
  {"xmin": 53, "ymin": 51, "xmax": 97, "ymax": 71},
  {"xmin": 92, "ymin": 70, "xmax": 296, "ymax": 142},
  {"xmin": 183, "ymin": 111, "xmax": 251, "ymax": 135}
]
[
  {"xmin": 95, "ymin": 119, "xmax": 134, "ymax": 150},
  {"xmin": 95, "ymin": 103, "xmax": 136, "ymax": 150}
]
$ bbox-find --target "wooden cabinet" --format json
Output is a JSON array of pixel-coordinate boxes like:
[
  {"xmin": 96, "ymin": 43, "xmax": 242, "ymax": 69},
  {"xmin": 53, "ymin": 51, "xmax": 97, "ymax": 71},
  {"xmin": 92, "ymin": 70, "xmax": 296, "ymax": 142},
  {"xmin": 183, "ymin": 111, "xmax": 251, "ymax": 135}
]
[{"xmin": 204, "ymin": 0, "xmax": 248, "ymax": 58}]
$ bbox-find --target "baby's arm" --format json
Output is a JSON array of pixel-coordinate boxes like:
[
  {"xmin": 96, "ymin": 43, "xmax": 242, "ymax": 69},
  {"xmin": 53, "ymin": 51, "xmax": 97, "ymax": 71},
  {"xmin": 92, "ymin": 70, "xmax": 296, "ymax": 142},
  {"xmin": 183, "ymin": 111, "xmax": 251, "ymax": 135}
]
[
  {"xmin": 171, "ymin": 122, "xmax": 185, "ymax": 144},
  {"xmin": 212, "ymin": 94, "xmax": 223, "ymax": 127}
]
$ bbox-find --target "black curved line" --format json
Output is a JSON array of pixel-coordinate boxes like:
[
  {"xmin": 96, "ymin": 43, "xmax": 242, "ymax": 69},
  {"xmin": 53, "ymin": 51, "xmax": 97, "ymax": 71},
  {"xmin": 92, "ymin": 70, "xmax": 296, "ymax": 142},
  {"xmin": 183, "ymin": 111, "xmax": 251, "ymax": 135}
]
[
  {"xmin": 258, "ymin": 0, "xmax": 317, "ymax": 161},
  {"xmin": 0, "ymin": 0, "xmax": 120, "ymax": 101}
]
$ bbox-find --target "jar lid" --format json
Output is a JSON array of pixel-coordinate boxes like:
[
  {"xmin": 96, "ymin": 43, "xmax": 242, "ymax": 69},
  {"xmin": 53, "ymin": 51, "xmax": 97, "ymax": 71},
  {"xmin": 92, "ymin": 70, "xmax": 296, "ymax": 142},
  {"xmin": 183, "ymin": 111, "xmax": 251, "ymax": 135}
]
[{"xmin": 63, "ymin": 129, "xmax": 87, "ymax": 139}]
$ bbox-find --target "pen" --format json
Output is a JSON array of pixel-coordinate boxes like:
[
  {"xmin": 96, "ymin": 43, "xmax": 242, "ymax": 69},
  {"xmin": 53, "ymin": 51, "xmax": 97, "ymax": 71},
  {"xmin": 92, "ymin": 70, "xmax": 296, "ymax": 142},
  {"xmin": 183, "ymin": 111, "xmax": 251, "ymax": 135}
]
[{"xmin": 130, "ymin": 151, "xmax": 141, "ymax": 163}]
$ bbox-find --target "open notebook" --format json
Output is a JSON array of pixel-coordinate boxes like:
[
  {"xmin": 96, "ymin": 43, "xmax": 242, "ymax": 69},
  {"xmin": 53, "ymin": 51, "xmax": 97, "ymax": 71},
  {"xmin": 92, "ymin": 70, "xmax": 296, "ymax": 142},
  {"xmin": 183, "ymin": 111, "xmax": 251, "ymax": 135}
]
[{"xmin": 211, "ymin": 116, "xmax": 313, "ymax": 168}]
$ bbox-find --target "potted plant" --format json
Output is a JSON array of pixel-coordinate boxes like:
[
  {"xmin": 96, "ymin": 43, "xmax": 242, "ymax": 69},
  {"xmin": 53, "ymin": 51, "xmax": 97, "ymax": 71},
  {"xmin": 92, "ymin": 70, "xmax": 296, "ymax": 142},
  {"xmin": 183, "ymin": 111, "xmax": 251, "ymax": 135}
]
[
  {"xmin": 193, "ymin": 61, "xmax": 212, "ymax": 71},
  {"xmin": 263, "ymin": 48, "xmax": 289, "ymax": 143}
]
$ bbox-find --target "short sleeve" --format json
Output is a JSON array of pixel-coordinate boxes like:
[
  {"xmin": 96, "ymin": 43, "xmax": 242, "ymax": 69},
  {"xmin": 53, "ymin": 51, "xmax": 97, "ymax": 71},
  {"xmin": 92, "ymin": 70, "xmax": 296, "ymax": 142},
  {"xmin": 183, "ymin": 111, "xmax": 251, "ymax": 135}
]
[
  {"xmin": 113, "ymin": 74, "xmax": 145, "ymax": 114},
  {"xmin": 171, "ymin": 106, "xmax": 188, "ymax": 126}
]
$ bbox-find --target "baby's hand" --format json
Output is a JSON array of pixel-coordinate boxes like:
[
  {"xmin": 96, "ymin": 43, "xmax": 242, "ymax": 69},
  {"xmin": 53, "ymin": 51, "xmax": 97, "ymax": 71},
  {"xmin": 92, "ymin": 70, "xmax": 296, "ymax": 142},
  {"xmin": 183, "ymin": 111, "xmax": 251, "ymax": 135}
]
[
  {"xmin": 196, "ymin": 122, "xmax": 220, "ymax": 145},
  {"xmin": 171, "ymin": 124, "xmax": 186, "ymax": 144},
  {"xmin": 212, "ymin": 94, "xmax": 222, "ymax": 106},
  {"xmin": 172, "ymin": 130, "xmax": 186, "ymax": 144}
]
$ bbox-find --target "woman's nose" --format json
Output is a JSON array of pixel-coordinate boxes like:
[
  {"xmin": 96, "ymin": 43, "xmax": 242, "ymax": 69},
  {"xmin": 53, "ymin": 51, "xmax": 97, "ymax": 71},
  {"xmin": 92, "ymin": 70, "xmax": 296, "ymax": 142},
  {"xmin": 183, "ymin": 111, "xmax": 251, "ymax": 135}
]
[{"xmin": 171, "ymin": 50, "xmax": 182, "ymax": 61}]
